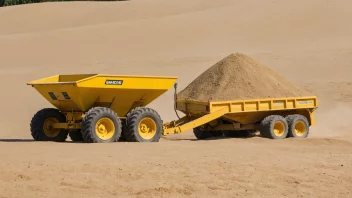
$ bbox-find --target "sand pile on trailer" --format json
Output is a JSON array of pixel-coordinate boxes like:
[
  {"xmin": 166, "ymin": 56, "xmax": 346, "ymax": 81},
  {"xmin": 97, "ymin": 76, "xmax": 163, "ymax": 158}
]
[{"xmin": 177, "ymin": 53, "xmax": 311, "ymax": 101}]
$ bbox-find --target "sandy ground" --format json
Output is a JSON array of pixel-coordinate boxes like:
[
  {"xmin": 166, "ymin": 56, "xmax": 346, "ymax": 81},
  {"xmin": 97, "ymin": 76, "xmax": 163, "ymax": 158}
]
[{"xmin": 0, "ymin": 0, "xmax": 352, "ymax": 197}]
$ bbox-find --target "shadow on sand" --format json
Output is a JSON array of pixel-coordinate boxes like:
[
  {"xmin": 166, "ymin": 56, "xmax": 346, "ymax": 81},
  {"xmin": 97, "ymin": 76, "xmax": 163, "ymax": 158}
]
[
  {"xmin": 0, "ymin": 134, "xmax": 262, "ymax": 143},
  {"xmin": 0, "ymin": 139, "xmax": 86, "ymax": 143},
  {"xmin": 0, "ymin": 139, "xmax": 35, "ymax": 142},
  {"xmin": 162, "ymin": 134, "xmax": 261, "ymax": 141}
]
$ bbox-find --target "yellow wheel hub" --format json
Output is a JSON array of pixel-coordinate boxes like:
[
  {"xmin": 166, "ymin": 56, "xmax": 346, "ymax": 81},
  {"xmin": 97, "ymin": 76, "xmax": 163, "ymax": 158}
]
[
  {"xmin": 273, "ymin": 121, "xmax": 285, "ymax": 137},
  {"xmin": 294, "ymin": 121, "xmax": 306, "ymax": 136},
  {"xmin": 43, "ymin": 117, "xmax": 60, "ymax": 137},
  {"xmin": 138, "ymin": 118, "xmax": 157, "ymax": 140},
  {"xmin": 95, "ymin": 118, "xmax": 115, "ymax": 140}
]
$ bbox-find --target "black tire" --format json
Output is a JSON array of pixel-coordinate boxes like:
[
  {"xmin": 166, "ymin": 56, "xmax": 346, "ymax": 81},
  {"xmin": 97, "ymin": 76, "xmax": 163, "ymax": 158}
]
[
  {"xmin": 210, "ymin": 131, "xmax": 223, "ymax": 137},
  {"xmin": 260, "ymin": 115, "xmax": 288, "ymax": 139},
  {"xmin": 118, "ymin": 119, "xmax": 127, "ymax": 142},
  {"xmin": 69, "ymin": 130, "xmax": 84, "ymax": 142},
  {"xmin": 81, "ymin": 107, "xmax": 122, "ymax": 143},
  {"xmin": 30, "ymin": 108, "xmax": 68, "ymax": 142},
  {"xmin": 285, "ymin": 114, "xmax": 309, "ymax": 138},
  {"xmin": 125, "ymin": 107, "xmax": 163, "ymax": 142},
  {"xmin": 223, "ymin": 130, "xmax": 251, "ymax": 138},
  {"xmin": 193, "ymin": 127, "xmax": 213, "ymax": 139},
  {"xmin": 223, "ymin": 131, "xmax": 238, "ymax": 137}
]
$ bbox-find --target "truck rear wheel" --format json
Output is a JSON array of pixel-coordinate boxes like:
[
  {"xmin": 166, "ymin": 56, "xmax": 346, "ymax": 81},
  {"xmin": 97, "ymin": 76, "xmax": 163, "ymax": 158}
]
[
  {"xmin": 286, "ymin": 114, "xmax": 309, "ymax": 138},
  {"xmin": 118, "ymin": 119, "xmax": 127, "ymax": 142},
  {"xmin": 30, "ymin": 108, "xmax": 68, "ymax": 142},
  {"xmin": 125, "ymin": 107, "xmax": 163, "ymax": 142},
  {"xmin": 260, "ymin": 115, "xmax": 288, "ymax": 139},
  {"xmin": 81, "ymin": 107, "xmax": 122, "ymax": 143}
]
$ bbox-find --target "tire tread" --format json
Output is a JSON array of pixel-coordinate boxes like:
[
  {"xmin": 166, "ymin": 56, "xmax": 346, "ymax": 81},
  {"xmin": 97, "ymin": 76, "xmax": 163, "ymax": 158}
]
[
  {"xmin": 81, "ymin": 107, "xmax": 122, "ymax": 143},
  {"xmin": 286, "ymin": 114, "xmax": 309, "ymax": 138},
  {"xmin": 125, "ymin": 107, "xmax": 162, "ymax": 142},
  {"xmin": 260, "ymin": 115, "xmax": 288, "ymax": 139},
  {"xmin": 30, "ymin": 108, "xmax": 68, "ymax": 142}
]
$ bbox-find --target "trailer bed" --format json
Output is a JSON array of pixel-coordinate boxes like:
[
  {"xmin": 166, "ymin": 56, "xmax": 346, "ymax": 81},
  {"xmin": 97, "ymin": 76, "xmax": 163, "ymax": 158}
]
[{"xmin": 163, "ymin": 96, "xmax": 318, "ymax": 135}]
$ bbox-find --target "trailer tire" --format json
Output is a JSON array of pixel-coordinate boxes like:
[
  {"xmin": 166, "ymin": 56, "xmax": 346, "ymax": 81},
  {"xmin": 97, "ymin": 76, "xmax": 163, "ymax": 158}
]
[
  {"xmin": 224, "ymin": 130, "xmax": 251, "ymax": 138},
  {"xmin": 81, "ymin": 107, "xmax": 122, "ymax": 143},
  {"xmin": 193, "ymin": 127, "xmax": 212, "ymax": 139},
  {"xmin": 285, "ymin": 114, "xmax": 309, "ymax": 138},
  {"xmin": 260, "ymin": 115, "xmax": 288, "ymax": 139},
  {"xmin": 210, "ymin": 131, "xmax": 224, "ymax": 137},
  {"xmin": 223, "ymin": 131, "xmax": 238, "ymax": 137},
  {"xmin": 69, "ymin": 130, "xmax": 84, "ymax": 142},
  {"xmin": 30, "ymin": 108, "xmax": 68, "ymax": 142},
  {"xmin": 125, "ymin": 107, "xmax": 163, "ymax": 142}
]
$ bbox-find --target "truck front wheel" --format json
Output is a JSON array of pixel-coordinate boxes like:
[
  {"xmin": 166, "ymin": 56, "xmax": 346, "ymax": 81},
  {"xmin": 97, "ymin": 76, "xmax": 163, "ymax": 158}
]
[{"xmin": 30, "ymin": 108, "xmax": 68, "ymax": 142}]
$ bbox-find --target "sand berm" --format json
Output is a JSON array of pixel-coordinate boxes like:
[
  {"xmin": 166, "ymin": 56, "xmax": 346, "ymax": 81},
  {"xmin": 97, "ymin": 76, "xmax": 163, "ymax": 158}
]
[{"xmin": 177, "ymin": 53, "xmax": 312, "ymax": 101}]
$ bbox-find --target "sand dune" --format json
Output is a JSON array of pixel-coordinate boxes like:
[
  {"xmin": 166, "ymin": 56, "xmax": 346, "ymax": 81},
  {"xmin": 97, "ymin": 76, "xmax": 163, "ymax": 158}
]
[{"xmin": 0, "ymin": 0, "xmax": 351, "ymax": 197}]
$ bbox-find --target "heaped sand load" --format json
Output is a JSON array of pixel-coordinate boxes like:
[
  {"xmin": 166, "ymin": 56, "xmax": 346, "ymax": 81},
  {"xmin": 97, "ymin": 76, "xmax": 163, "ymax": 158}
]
[{"xmin": 177, "ymin": 53, "xmax": 312, "ymax": 101}]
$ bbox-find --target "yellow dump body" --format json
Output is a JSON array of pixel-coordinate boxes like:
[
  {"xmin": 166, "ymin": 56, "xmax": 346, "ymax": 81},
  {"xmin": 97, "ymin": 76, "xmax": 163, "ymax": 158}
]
[
  {"xmin": 163, "ymin": 96, "xmax": 318, "ymax": 135},
  {"xmin": 28, "ymin": 74, "xmax": 177, "ymax": 117}
]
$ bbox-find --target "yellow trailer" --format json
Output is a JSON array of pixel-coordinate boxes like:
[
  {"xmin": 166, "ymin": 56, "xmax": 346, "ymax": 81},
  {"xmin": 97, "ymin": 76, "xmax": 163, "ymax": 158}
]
[
  {"xmin": 163, "ymin": 95, "xmax": 318, "ymax": 139},
  {"xmin": 27, "ymin": 74, "xmax": 318, "ymax": 143}
]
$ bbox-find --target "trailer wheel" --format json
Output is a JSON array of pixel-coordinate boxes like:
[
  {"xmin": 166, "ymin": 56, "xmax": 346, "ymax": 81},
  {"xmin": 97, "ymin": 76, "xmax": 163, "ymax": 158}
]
[
  {"xmin": 260, "ymin": 115, "xmax": 288, "ymax": 139},
  {"xmin": 125, "ymin": 107, "xmax": 163, "ymax": 142},
  {"xmin": 81, "ymin": 107, "xmax": 122, "ymax": 143},
  {"xmin": 193, "ymin": 127, "xmax": 212, "ymax": 139},
  {"xmin": 223, "ymin": 130, "xmax": 251, "ymax": 138},
  {"xmin": 69, "ymin": 130, "xmax": 84, "ymax": 142},
  {"xmin": 210, "ymin": 131, "xmax": 224, "ymax": 137},
  {"xmin": 30, "ymin": 108, "xmax": 68, "ymax": 142},
  {"xmin": 285, "ymin": 114, "xmax": 309, "ymax": 138}
]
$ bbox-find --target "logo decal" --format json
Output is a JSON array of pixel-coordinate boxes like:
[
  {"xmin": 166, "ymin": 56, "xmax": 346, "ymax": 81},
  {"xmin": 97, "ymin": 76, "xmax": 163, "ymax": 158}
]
[
  {"xmin": 105, "ymin": 80, "xmax": 123, "ymax": 85},
  {"xmin": 298, "ymin": 101, "xmax": 313, "ymax": 105}
]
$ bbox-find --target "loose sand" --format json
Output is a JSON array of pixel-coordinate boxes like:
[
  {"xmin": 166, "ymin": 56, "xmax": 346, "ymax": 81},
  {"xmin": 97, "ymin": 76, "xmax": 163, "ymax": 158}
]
[
  {"xmin": 177, "ymin": 53, "xmax": 312, "ymax": 101},
  {"xmin": 0, "ymin": 0, "xmax": 352, "ymax": 197}
]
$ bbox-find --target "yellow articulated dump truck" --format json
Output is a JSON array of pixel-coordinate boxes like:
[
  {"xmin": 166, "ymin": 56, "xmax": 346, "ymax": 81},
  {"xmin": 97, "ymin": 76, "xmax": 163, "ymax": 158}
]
[{"xmin": 27, "ymin": 74, "xmax": 318, "ymax": 143}]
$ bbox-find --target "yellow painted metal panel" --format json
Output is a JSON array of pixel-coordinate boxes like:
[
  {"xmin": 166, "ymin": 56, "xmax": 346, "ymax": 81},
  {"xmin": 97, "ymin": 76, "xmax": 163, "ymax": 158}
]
[
  {"xmin": 28, "ymin": 74, "xmax": 177, "ymax": 117},
  {"xmin": 174, "ymin": 96, "xmax": 318, "ymax": 126},
  {"xmin": 27, "ymin": 74, "xmax": 96, "ymax": 84},
  {"xmin": 176, "ymin": 101, "xmax": 209, "ymax": 115},
  {"xmin": 59, "ymin": 74, "xmax": 96, "ymax": 82},
  {"xmin": 28, "ymin": 83, "xmax": 84, "ymax": 111},
  {"xmin": 223, "ymin": 111, "xmax": 274, "ymax": 125},
  {"xmin": 309, "ymin": 111, "xmax": 316, "ymax": 126},
  {"xmin": 178, "ymin": 96, "xmax": 318, "ymax": 115},
  {"xmin": 28, "ymin": 75, "xmax": 60, "ymax": 84},
  {"xmin": 163, "ymin": 107, "xmax": 229, "ymax": 135},
  {"xmin": 77, "ymin": 75, "xmax": 176, "ymax": 90},
  {"xmin": 244, "ymin": 102, "xmax": 258, "ymax": 111}
]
